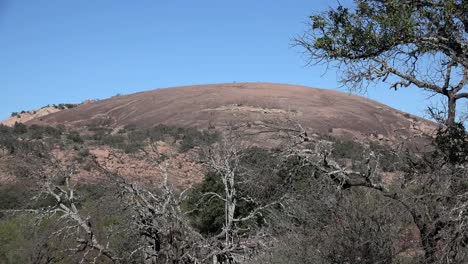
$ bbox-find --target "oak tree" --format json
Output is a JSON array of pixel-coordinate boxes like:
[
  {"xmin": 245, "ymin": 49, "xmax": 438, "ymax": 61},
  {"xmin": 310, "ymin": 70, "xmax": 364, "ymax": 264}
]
[{"xmin": 296, "ymin": 0, "xmax": 468, "ymax": 126}]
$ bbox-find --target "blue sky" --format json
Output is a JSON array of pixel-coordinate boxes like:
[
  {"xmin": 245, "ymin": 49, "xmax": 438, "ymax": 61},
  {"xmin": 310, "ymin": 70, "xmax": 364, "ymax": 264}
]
[{"xmin": 1, "ymin": 0, "xmax": 437, "ymax": 120}]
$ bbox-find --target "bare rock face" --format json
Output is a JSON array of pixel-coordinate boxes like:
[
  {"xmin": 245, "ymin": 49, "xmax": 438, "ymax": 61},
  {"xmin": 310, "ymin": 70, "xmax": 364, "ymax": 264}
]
[
  {"xmin": 85, "ymin": 145, "xmax": 204, "ymax": 187},
  {"xmin": 1, "ymin": 101, "xmax": 94, "ymax": 127},
  {"xmin": 1, "ymin": 106, "xmax": 63, "ymax": 127},
  {"xmin": 26, "ymin": 82, "xmax": 435, "ymax": 142}
]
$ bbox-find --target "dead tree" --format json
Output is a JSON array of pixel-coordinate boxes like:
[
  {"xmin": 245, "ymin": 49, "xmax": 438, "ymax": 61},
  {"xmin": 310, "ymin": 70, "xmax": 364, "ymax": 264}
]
[
  {"xmin": 198, "ymin": 133, "xmax": 286, "ymax": 264},
  {"xmin": 119, "ymin": 161, "xmax": 206, "ymax": 264},
  {"xmin": 1, "ymin": 161, "xmax": 121, "ymax": 264},
  {"xmin": 284, "ymin": 128, "xmax": 468, "ymax": 264}
]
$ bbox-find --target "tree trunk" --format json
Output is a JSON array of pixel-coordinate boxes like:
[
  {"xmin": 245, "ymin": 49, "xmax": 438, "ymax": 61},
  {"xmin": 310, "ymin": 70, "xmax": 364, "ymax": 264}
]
[
  {"xmin": 421, "ymin": 236, "xmax": 438, "ymax": 264},
  {"xmin": 446, "ymin": 93, "xmax": 457, "ymax": 127},
  {"xmin": 419, "ymin": 221, "xmax": 446, "ymax": 264}
]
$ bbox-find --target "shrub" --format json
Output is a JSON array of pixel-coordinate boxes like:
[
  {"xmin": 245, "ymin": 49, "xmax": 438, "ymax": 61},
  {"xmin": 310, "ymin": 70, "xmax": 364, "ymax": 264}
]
[
  {"xmin": 29, "ymin": 124, "xmax": 45, "ymax": 139},
  {"xmin": 138, "ymin": 125, "xmax": 219, "ymax": 152},
  {"xmin": 87, "ymin": 126, "xmax": 112, "ymax": 141},
  {"xmin": 75, "ymin": 147, "xmax": 90, "ymax": 162},
  {"xmin": 183, "ymin": 171, "xmax": 226, "ymax": 235},
  {"xmin": 179, "ymin": 129, "xmax": 220, "ymax": 152},
  {"xmin": 43, "ymin": 125, "xmax": 62, "ymax": 137},
  {"xmin": 332, "ymin": 140, "xmax": 365, "ymax": 159},
  {"xmin": 0, "ymin": 184, "xmax": 32, "ymax": 210},
  {"xmin": 101, "ymin": 134, "xmax": 126, "ymax": 149},
  {"xmin": 434, "ymin": 122, "xmax": 468, "ymax": 164},
  {"xmin": 12, "ymin": 123, "xmax": 27, "ymax": 135},
  {"xmin": 184, "ymin": 147, "xmax": 282, "ymax": 235},
  {"xmin": 0, "ymin": 216, "xmax": 29, "ymax": 263},
  {"xmin": 54, "ymin": 103, "xmax": 77, "ymax": 110},
  {"xmin": 66, "ymin": 131, "xmax": 83, "ymax": 143},
  {"xmin": 369, "ymin": 142, "xmax": 402, "ymax": 172},
  {"xmin": 0, "ymin": 126, "xmax": 15, "ymax": 154}
]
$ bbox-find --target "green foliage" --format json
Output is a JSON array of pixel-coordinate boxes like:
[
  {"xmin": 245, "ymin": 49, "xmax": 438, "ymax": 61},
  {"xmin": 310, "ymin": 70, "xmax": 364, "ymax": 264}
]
[
  {"xmin": 12, "ymin": 122, "xmax": 27, "ymax": 134},
  {"xmin": 0, "ymin": 216, "xmax": 29, "ymax": 264},
  {"xmin": 87, "ymin": 125, "xmax": 113, "ymax": 141},
  {"xmin": 66, "ymin": 130, "xmax": 83, "ymax": 143},
  {"xmin": 101, "ymin": 134, "xmax": 126, "ymax": 149},
  {"xmin": 74, "ymin": 147, "xmax": 90, "ymax": 163},
  {"xmin": 91, "ymin": 124, "xmax": 220, "ymax": 153},
  {"xmin": 0, "ymin": 183, "xmax": 33, "ymax": 211},
  {"xmin": 309, "ymin": 1, "xmax": 416, "ymax": 60},
  {"xmin": 145, "ymin": 125, "xmax": 220, "ymax": 151},
  {"xmin": 305, "ymin": 0, "xmax": 466, "ymax": 61},
  {"xmin": 183, "ymin": 171, "xmax": 225, "ymax": 235},
  {"xmin": 369, "ymin": 142, "xmax": 402, "ymax": 172},
  {"xmin": 332, "ymin": 139, "xmax": 364, "ymax": 159},
  {"xmin": 184, "ymin": 147, "xmax": 297, "ymax": 235},
  {"xmin": 53, "ymin": 103, "xmax": 77, "ymax": 110},
  {"xmin": 298, "ymin": 0, "xmax": 467, "ymax": 124},
  {"xmin": 277, "ymin": 154, "xmax": 318, "ymax": 193},
  {"xmin": 2, "ymin": 124, "xmax": 63, "ymax": 153},
  {"xmin": 0, "ymin": 125, "xmax": 15, "ymax": 154},
  {"xmin": 179, "ymin": 128, "xmax": 220, "ymax": 152},
  {"xmin": 0, "ymin": 141, "xmax": 48, "ymax": 181},
  {"xmin": 330, "ymin": 139, "xmax": 402, "ymax": 172},
  {"xmin": 28, "ymin": 124, "xmax": 63, "ymax": 139},
  {"xmin": 74, "ymin": 183, "xmax": 109, "ymax": 204},
  {"xmin": 0, "ymin": 182, "xmax": 56, "ymax": 212},
  {"xmin": 0, "ymin": 183, "xmax": 136, "ymax": 264},
  {"xmin": 434, "ymin": 122, "xmax": 468, "ymax": 164}
]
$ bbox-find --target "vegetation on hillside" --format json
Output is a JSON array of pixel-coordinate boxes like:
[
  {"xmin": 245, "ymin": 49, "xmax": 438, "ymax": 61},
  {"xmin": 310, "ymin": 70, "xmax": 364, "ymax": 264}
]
[
  {"xmin": 0, "ymin": 118, "xmax": 466, "ymax": 263},
  {"xmin": 1, "ymin": 0, "xmax": 467, "ymax": 263}
]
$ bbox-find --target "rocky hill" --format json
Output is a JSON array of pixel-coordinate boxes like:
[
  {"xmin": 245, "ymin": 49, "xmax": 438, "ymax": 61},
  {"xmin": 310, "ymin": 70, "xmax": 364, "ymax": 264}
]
[
  {"xmin": 1, "ymin": 101, "xmax": 96, "ymax": 127},
  {"xmin": 26, "ymin": 82, "xmax": 435, "ymax": 143}
]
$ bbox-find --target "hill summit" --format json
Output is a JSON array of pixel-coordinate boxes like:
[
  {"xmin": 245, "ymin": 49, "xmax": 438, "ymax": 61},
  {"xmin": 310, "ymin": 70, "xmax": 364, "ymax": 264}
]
[{"xmin": 26, "ymin": 82, "xmax": 433, "ymax": 142}]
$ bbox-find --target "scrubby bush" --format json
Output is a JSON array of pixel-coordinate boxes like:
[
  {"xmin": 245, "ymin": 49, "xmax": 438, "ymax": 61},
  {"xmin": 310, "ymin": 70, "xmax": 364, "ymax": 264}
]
[
  {"xmin": 66, "ymin": 131, "xmax": 83, "ymax": 143},
  {"xmin": 12, "ymin": 122, "xmax": 27, "ymax": 135},
  {"xmin": 179, "ymin": 129, "xmax": 220, "ymax": 152},
  {"xmin": 53, "ymin": 103, "xmax": 77, "ymax": 110},
  {"xmin": 434, "ymin": 122, "xmax": 468, "ymax": 164},
  {"xmin": 332, "ymin": 139, "xmax": 365, "ymax": 159},
  {"xmin": 0, "ymin": 125, "xmax": 15, "ymax": 154},
  {"xmin": 42, "ymin": 125, "xmax": 63, "ymax": 137},
  {"xmin": 29, "ymin": 124, "xmax": 45, "ymax": 139},
  {"xmin": 369, "ymin": 142, "xmax": 403, "ymax": 172},
  {"xmin": 74, "ymin": 147, "xmax": 90, "ymax": 163},
  {"xmin": 146, "ymin": 125, "xmax": 220, "ymax": 151},
  {"xmin": 0, "ymin": 184, "xmax": 32, "ymax": 211},
  {"xmin": 92, "ymin": 125, "xmax": 220, "ymax": 154},
  {"xmin": 0, "ymin": 216, "xmax": 30, "ymax": 264},
  {"xmin": 87, "ymin": 126, "xmax": 112, "ymax": 141},
  {"xmin": 100, "ymin": 134, "xmax": 126, "ymax": 149},
  {"xmin": 182, "ymin": 171, "xmax": 225, "ymax": 235}
]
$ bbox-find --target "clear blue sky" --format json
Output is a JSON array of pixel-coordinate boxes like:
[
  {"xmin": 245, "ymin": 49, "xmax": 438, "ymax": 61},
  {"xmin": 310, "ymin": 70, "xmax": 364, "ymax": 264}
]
[{"xmin": 1, "ymin": 0, "xmax": 437, "ymax": 120}]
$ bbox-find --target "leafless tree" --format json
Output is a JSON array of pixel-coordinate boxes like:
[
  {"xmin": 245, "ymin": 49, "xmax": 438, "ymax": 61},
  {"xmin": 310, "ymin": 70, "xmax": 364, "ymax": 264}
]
[
  {"xmin": 197, "ymin": 133, "xmax": 286, "ymax": 264},
  {"xmin": 277, "ymin": 127, "xmax": 468, "ymax": 264},
  {"xmin": 1, "ymin": 161, "xmax": 121, "ymax": 264},
  {"xmin": 118, "ymin": 162, "xmax": 206, "ymax": 264}
]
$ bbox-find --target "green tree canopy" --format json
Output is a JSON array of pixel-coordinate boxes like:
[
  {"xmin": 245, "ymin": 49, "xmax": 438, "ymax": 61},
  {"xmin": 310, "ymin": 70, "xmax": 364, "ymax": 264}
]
[{"xmin": 296, "ymin": 0, "xmax": 467, "ymax": 125}]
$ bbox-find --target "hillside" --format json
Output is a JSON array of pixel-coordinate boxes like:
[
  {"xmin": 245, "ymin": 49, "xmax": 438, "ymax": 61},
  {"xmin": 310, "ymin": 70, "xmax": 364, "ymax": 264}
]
[
  {"xmin": 1, "ymin": 83, "xmax": 463, "ymax": 264},
  {"xmin": 1, "ymin": 102, "xmax": 94, "ymax": 127},
  {"xmin": 27, "ymin": 82, "xmax": 435, "ymax": 142},
  {"xmin": 2, "ymin": 106, "xmax": 66, "ymax": 127}
]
